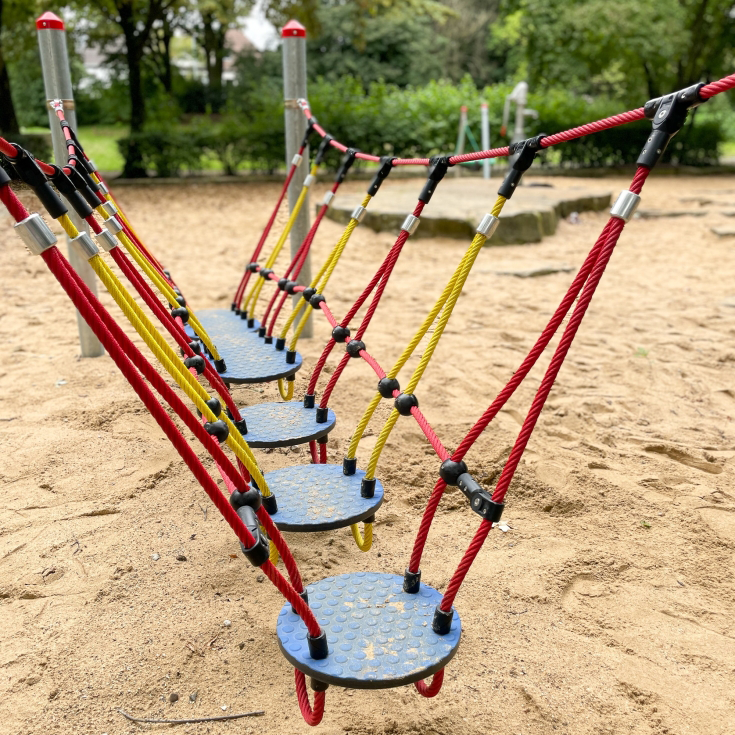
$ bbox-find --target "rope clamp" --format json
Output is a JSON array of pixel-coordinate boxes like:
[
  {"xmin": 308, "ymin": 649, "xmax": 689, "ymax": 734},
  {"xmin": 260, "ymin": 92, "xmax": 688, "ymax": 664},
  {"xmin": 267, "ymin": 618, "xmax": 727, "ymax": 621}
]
[
  {"xmin": 498, "ymin": 134, "xmax": 546, "ymax": 200},
  {"xmin": 334, "ymin": 148, "xmax": 358, "ymax": 184},
  {"xmin": 401, "ymin": 214, "xmax": 420, "ymax": 235},
  {"xmin": 419, "ymin": 155, "xmax": 453, "ymax": 204},
  {"xmin": 14, "ymin": 213, "xmax": 57, "ymax": 255},
  {"xmin": 71, "ymin": 231, "xmax": 98, "ymax": 260},
  {"xmin": 351, "ymin": 205, "xmax": 367, "ymax": 223},
  {"xmin": 609, "ymin": 190, "xmax": 641, "ymax": 222},
  {"xmin": 457, "ymin": 472, "xmax": 504, "ymax": 523},
  {"xmin": 291, "ymin": 153, "xmax": 303, "ymax": 167},
  {"xmin": 303, "ymin": 173, "xmax": 315, "ymax": 188},
  {"xmin": 105, "ymin": 216, "xmax": 123, "ymax": 235},
  {"xmin": 322, "ymin": 191, "xmax": 335, "ymax": 207},
  {"xmin": 96, "ymin": 229, "xmax": 118, "ymax": 251},
  {"xmin": 100, "ymin": 201, "xmax": 117, "ymax": 217},
  {"xmin": 315, "ymin": 135, "xmax": 333, "ymax": 166},
  {"xmin": 98, "ymin": 181, "xmax": 109, "ymax": 195},
  {"xmin": 235, "ymin": 505, "xmax": 271, "ymax": 567},
  {"xmin": 476, "ymin": 213, "xmax": 500, "ymax": 237},
  {"xmin": 367, "ymin": 156, "xmax": 396, "ymax": 196}
]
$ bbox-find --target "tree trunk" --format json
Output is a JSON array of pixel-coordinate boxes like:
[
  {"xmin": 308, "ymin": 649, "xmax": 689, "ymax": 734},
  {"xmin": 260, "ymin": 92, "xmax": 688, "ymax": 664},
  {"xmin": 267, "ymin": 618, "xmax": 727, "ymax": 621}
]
[
  {"xmin": 0, "ymin": 0, "xmax": 19, "ymax": 134},
  {"xmin": 119, "ymin": 6, "xmax": 147, "ymax": 177},
  {"xmin": 201, "ymin": 11, "xmax": 227, "ymax": 111}
]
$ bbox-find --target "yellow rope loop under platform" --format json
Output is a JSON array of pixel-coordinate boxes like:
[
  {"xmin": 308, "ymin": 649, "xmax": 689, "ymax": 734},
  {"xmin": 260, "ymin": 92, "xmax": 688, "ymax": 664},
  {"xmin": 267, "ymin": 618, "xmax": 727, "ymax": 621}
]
[
  {"xmin": 278, "ymin": 378, "xmax": 295, "ymax": 401},
  {"xmin": 350, "ymin": 522, "xmax": 373, "ymax": 551}
]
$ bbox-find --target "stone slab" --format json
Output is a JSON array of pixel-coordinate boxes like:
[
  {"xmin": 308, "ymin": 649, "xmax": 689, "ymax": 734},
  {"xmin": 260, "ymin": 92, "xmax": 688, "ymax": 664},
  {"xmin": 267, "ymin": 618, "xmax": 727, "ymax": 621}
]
[{"xmin": 325, "ymin": 178, "xmax": 612, "ymax": 244}]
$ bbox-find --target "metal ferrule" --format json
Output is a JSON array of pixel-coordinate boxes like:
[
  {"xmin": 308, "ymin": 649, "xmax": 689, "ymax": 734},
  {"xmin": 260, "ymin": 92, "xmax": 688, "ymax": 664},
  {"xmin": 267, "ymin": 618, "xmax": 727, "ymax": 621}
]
[
  {"xmin": 351, "ymin": 205, "xmax": 366, "ymax": 223},
  {"xmin": 303, "ymin": 174, "xmax": 315, "ymax": 188},
  {"xmin": 476, "ymin": 213, "xmax": 500, "ymax": 237},
  {"xmin": 86, "ymin": 158, "xmax": 98, "ymax": 173},
  {"xmin": 14, "ymin": 213, "xmax": 57, "ymax": 255},
  {"xmin": 71, "ymin": 231, "xmax": 98, "ymax": 260},
  {"xmin": 96, "ymin": 229, "xmax": 118, "ymax": 252},
  {"xmin": 105, "ymin": 216, "xmax": 123, "ymax": 235},
  {"xmin": 291, "ymin": 153, "xmax": 303, "ymax": 167},
  {"xmin": 610, "ymin": 190, "xmax": 641, "ymax": 222},
  {"xmin": 101, "ymin": 201, "xmax": 117, "ymax": 216},
  {"xmin": 323, "ymin": 191, "xmax": 334, "ymax": 207},
  {"xmin": 401, "ymin": 214, "xmax": 420, "ymax": 235},
  {"xmin": 98, "ymin": 182, "xmax": 109, "ymax": 195}
]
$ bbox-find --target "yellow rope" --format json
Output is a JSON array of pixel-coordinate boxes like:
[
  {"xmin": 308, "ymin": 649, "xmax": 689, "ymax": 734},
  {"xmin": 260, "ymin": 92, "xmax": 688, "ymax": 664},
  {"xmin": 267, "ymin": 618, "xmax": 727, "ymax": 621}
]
[
  {"xmin": 358, "ymin": 196, "xmax": 507, "ymax": 480},
  {"xmin": 241, "ymin": 163, "xmax": 317, "ymax": 315},
  {"xmin": 349, "ymin": 522, "xmax": 373, "ymax": 551},
  {"xmin": 278, "ymin": 378, "xmax": 295, "ymax": 400},
  {"xmin": 269, "ymin": 540, "xmax": 280, "ymax": 565}
]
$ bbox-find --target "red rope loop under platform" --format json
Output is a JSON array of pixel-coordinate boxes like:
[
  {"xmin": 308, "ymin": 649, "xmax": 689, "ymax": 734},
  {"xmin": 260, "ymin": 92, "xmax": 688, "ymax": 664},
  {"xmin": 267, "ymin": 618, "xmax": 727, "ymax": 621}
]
[
  {"xmin": 295, "ymin": 670, "xmax": 326, "ymax": 726},
  {"xmin": 414, "ymin": 669, "xmax": 444, "ymax": 697}
]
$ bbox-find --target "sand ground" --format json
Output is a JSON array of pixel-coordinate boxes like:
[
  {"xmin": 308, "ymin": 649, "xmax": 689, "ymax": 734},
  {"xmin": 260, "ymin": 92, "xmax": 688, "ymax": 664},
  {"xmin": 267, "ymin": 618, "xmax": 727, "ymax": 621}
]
[{"xmin": 1, "ymin": 173, "xmax": 735, "ymax": 735}]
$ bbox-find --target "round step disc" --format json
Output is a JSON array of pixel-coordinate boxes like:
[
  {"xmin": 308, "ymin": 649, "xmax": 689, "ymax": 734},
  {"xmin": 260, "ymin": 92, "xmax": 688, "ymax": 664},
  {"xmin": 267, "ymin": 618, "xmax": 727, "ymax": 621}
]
[
  {"xmin": 264, "ymin": 464, "xmax": 382, "ymax": 532},
  {"xmin": 276, "ymin": 572, "xmax": 461, "ymax": 689},
  {"xmin": 184, "ymin": 309, "xmax": 259, "ymax": 340},
  {"xmin": 237, "ymin": 401, "xmax": 336, "ymax": 447}
]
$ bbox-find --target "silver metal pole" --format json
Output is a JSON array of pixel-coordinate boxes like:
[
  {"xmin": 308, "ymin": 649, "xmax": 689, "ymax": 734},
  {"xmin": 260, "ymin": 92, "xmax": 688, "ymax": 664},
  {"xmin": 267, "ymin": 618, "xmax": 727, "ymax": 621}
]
[
  {"xmin": 281, "ymin": 20, "xmax": 312, "ymax": 338},
  {"xmin": 36, "ymin": 11, "xmax": 103, "ymax": 357},
  {"xmin": 480, "ymin": 102, "xmax": 490, "ymax": 179},
  {"xmin": 454, "ymin": 105, "xmax": 467, "ymax": 178}
]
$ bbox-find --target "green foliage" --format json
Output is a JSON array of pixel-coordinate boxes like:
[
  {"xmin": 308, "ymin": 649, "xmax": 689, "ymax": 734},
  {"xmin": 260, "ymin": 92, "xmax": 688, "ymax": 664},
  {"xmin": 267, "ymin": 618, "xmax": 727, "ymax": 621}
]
[{"xmin": 117, "ymin": 130, "xmax": 203, "ymax": 177}]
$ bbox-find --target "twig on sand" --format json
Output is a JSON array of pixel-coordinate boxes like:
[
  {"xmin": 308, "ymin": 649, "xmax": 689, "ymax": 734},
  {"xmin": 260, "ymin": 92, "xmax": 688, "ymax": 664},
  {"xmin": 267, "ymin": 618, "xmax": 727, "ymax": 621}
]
[{"xmin": 117, "ymin": 709, "xmax": 265, "ymax": 724}]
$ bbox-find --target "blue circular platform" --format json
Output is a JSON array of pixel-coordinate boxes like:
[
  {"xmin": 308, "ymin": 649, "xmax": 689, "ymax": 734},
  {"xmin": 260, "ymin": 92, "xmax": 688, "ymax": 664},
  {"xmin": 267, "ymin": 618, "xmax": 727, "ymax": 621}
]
[
  {"xmin": 237, "ymin": 401, "xmax": 336, "ymax": 447},
  {"xmin": 264, "ymin": 464, "xmax": 382, "ymax": 532},
  {"xmin": 184, "ymin": 309, "xmax": 260, "ymax": 340},
  {"xmin": 188, "ymin": 309, "xmax": 301, "ymax": 384},
  {"xmin": 276, "ymin": 572, "xmax": 461, "ymax": 689}
]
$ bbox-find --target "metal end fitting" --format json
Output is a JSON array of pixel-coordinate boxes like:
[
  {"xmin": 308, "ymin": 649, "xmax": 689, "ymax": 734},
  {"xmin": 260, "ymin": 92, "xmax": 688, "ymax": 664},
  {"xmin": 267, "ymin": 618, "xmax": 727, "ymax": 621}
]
[
  {"xmin": 351, "ymin": 205, "xmax": 367, "ymax": 223},
  {"xmin": 105, "ymin": 216, "xmax": 123, "ymax": 235},
  {"xmin": 291, "ymin": 153, "xmax": 303, "ymax": 167},
  {"xmin": 497, "ymin": 134, "xmax": 545, "ymax": 200},
  {"xmin": 14, "ymin": 213, "xmax": 57, "ymax": 255},
  {"xmin": 476, "ymin": 213, "xmax": 500, "ymax": 237},
  {"xmin": 401, "ymin": 214, "xmax": 420, "ymax": 235},
  {"xmin": 323, "ymin": 191, "xmax": 334, "ymax": 207},
  {"xmin": 303, "ymin": 173, "xmax": 315, "ymax": 188},
  {"xmin": 96, "ymin": 229, "xmax": 118, "ymax": 251},
  {"xmin": 71, "ymin": 231, "xmax": 98, "ymax": 260},
  {"xmin": 98, "ymin": 181, "xmax": 109, "ymax": 195},
  {"xmin": 100, "ymin": 201, "xmax": 117, "ymax": 216},
  {"xmin": 609, "ymin": 190, "xmax": 641, "ymax": 223}
]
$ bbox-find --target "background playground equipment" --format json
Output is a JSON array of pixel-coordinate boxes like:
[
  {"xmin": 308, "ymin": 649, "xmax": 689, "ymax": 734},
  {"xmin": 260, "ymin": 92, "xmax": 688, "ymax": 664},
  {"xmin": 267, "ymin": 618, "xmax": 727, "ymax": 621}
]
[
  {"xmin": 4, "ymin": 11, "xmax": 735, "ymax": 725},
  {"xmin": 501, "ymin": 81, "xmax": 539, "ymax": 166},
  {"xmin": 454, "ymin": 103, "xmax": 493, "ymax": 178}
]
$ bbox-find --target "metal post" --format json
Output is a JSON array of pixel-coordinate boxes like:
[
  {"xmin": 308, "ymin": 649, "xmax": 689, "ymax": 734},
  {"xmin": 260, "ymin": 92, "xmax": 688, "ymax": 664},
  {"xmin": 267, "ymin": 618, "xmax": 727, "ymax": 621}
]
[
  {"xmin": 36, "ymin": 12, "xmax": 103, "ymax": 357},
  {"xmin": 454, "ymin": 105, "xmax": 467, "ymax": 177},
  {"xmin": 281, "ymin": 19, "xmax": 312, "ymax": 338},
  {"xmin": 480, "ymin": 102, "xmax": 490, "ymax": 179}
]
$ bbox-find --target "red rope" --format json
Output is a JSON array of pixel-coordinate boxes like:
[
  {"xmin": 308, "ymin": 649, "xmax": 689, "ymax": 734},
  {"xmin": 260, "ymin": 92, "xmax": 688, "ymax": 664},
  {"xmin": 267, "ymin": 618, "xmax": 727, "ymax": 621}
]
[
  {"xmin": 414, "ymin": 669, "xmax": 444, "ymax": 697},
  {"xmin": 319, "ymin": 441, "xmax": 328, "ymax": 464},
  {"xmin": 295, "ymin": 670, "xmax": 326, "ymax": 726},
  {"xmin": 410, "ymin": 407, "xmax": 450, "ymax": 461},
  {"xmin": 701, "ymin": 74, "xmax": 735, "ymax": 99},
  {"xmin": 309, "ymin": 440, "xmax": 319, "ymax": 463},
  {"xmin": 0, "ymin": 183, "xmax": 27, "ymax": 222}
]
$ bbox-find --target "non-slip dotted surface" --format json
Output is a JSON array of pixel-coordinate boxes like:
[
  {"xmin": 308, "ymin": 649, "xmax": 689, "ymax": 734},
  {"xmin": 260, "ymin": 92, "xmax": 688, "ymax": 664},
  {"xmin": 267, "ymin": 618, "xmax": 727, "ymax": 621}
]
[
  {"xmin": 277, "ymin": 573, "xmax": 461, "ymax": 689},
  {"xmin": 190, "ymin": 309, "xmax": 301, "ymax": 383},
  {"xmin": 237, "ymin": 402, "xmax": 336, "ymax": 447},
  {"xmin": 264, "ymin": 464, "xmax": 383, "ymax": 531},
  {"xmin": 184, "ymin": 309, "xmax": 259, "ymax": 340}
]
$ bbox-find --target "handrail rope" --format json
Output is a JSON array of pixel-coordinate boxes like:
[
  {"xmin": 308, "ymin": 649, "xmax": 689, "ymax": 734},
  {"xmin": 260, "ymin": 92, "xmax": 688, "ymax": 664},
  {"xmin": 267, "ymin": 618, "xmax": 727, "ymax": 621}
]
[
  {"xmin": 438, "ymin": 166, "xmax": 650, "ymax": 615},
  {"xmin": 361, "ymin": 196, "xmax": 506, "ymax": 481}
]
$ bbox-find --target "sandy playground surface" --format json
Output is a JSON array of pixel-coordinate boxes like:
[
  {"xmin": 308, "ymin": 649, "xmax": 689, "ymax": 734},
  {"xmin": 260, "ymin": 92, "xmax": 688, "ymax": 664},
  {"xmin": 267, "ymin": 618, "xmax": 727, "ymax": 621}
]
[{"xmin": 1, "ymin": 173, "xmax": 735, "ymax": 735}]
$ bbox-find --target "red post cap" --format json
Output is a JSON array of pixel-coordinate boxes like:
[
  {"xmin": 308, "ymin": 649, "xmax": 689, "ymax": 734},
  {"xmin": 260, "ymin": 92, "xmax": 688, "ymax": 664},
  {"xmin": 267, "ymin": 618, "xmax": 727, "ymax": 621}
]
[
  {"xmin": 282, "ymin": 19, "xmax": 306, "ymax": 38},
  {"xmin": 36, "ymin": 11, "xmax": 65, "ymax": 31}
]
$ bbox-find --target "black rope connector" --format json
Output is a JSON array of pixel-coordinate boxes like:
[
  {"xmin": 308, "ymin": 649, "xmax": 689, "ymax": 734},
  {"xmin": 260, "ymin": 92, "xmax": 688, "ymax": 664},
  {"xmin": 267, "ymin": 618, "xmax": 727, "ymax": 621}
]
[
  {"xmin": 638, "ymin": 83, "xmax": 706, "ymax": 169},
  {"xmin": 394, "ymin": 392, "xmax": 419, "ymax": 416},
  {"xmin": 171, "ymin": 306, "xmax": 189, "ymax": 324},
  {"xmin": 300, "ymin": 119, "xmax": 316, "ymax": 149},
  {"xmin": 275, "ymin": 337, "xmax": 286, "ymax": 351},
  {"xmin": 214, "ymin": 358, "xmax": 227, "ymax": 373},
  {"xmin": 262, "ymin": 493, "xmax": 278, "ymax": 515},
  {"xmin": 204, "ymin": 397, "xmax": 222, "ymax": 417},
  {"xmin": 307, "ymin": 629, "xmax": 329, "ymax": 660},
  {"xmin": 286, "ymin": 350, "xmax": 297, "ymax": 364},
  {"xmin": 188, "ymin": 340, "xmax": 201, "ymax": 354},
  {"xmin": 432, "ymin": 605, "xmax": 454, "ymax": 635},
  {"xmin": 65, "ymin": 163, "xmax": 102, "ymax": 210},
  {"xmin": 331, "ymin": 324, "xmax": 350, "ymax": 343},
  {"xmin": 314, "ymin": 135, "xmax": 333, "ymax": 166},
  {"xmin": 457, "ymin": 472, "xmax": 504, "ymax": 523},
  {"xmin": 236, "ymin": 505, "xmax": 270, "ymax": 567},
  {"xmin": 346, "ymin": 339, "xmax": 365, "ymax": 358},
  {"xmin": 246, "ymin": 262, "xmax": 259, "ymax": 272},
  {"xmin": 258, "ymin": 327, "xmax": 266, "ymax": 338},
  {"xmin": 229, "ymin": 487, "xmax": 262, "ymax": 511},
  {"xmin": 403, "ymin": 568, "xmax": 421, "ymax": 594},
  {"xmin": 498, "ymin": 134, "xmax": 546, "ymax": 199},
  {"xmin": 0, "ymin": 164, "xmax": 11, "ymax": 187},
  {"xmin": 204, "ymin": 419, "xmax": 229, "ymax": 443},
  {"xmin": 309, "ymin": 293, "xmax": 326, "ymax": 309},
  {"xmin": 240, "ymin": 309, "xmax": 248, "ymax": 320},
  {"xmin": 302, "ymin": 286, "xmax": 317, "ymax": 302},
  {"xmin": 361, "ymin": 477, "xmax": 376, "ymax": 498},
  {"xmin": 291, "ymin": 587, "xmax": 308, "ymax": 614},
  {"xmin": 231, "ymin": 302, "xmax": 237, "ymax": 312},
  {"xmin": 439, "ymin": 458, "xmax": 469, "ymax": 487},
  {"xmin": 184, "ymin": 355, "xmax": 205, "ymax": 374},
  {"xmin": 4, "ymin": 145, "xmax": 67, "ymax": 219},
  {"xmin": 264, "ymin": 335, "xmax": 273, "ymax": 345},
  {"xmin": 259, "ymin": 268, "xmax": 274, "ymax": 280},
  {"xmin": 48, "ymin": 164, "xmax": 94, "ymax": 219},
  {"xmin": 316, "ymin": 406, "xmax": 329, "ymax": 423},
  {"xmin": 303, "ymin": 394, "xmax": 316, "ymax": 409},
  {"xmin": 378, "ymin": 376, "xmax": 400, "ymax": 399},
  {"xmin": 174, "ymin": 295, "xmax": 186, "ymax": 307},
  {"xmin": 367, "ymin": 156, "xmax": 396, "ymax": 196},
  {"xmin": 68, "ymin": 154, "xmax": 99, "ymax": 192},
  {"xmin": 163, "ymin": 269, "xmax": 172, "ymax": 280},
  {"xmin": 277, "ymin": 277, "xmax": 289, "ymax": 291},
  {"xmin": 286, "ymin": 280, "xmax": 299, "ymax": 294},
  {"xmin": 343, "ymin": 457, "xmax": 357, "ymax": 476},
  {"xmin": 419, "ymin": 155, "xmax": 453, "ymax": 204},
  {"xmin": 334, "ymin": 148, "xmax": 358, "ymax": 184},
  {"xmin": 247, "ymin": 317, "xmax": 255, "ymax": 327},
  {"xmin": 310, "ymin": 678, "xmax": 329, "ymax": 692}
]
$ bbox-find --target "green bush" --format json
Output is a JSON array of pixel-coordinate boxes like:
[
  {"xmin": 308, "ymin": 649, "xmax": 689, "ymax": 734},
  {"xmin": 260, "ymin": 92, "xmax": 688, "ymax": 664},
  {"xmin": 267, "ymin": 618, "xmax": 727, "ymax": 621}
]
[{"xmin": 117, "ymin": 130, "xmax": 203, "ymax": 177}]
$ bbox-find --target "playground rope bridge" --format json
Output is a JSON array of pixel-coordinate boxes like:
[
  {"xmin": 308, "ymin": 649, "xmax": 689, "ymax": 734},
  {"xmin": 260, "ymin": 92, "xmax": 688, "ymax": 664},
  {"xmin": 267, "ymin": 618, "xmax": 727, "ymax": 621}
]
[{"xmin": 2, "ymin": 22, "xmax": 735, "ymax": 722}]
